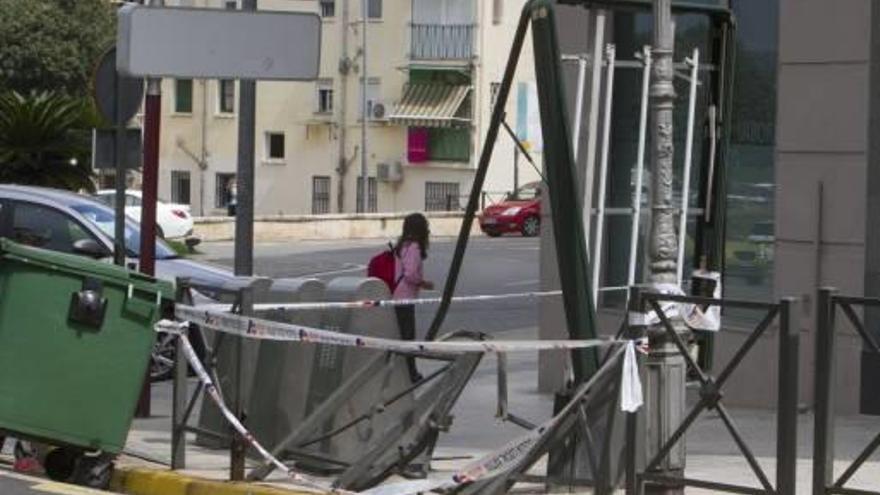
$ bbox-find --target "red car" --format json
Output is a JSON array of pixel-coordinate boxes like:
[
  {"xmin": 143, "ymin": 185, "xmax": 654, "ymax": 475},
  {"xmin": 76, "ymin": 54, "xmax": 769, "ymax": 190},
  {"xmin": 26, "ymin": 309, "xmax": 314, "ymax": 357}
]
[{"xmin": 479, "ymin": 182, "xmax": 541, "ymax": 237}]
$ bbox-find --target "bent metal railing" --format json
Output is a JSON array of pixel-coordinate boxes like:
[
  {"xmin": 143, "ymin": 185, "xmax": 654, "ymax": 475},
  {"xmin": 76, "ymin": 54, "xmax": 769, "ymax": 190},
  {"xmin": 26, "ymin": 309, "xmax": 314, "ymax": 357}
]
[
  {"xmin": 625, "ymin": 287, "xmax": 800, "ymax": 495},
  {"xmin": 813, "ymin": 288, "xmax": 880, "ymax": 495}
]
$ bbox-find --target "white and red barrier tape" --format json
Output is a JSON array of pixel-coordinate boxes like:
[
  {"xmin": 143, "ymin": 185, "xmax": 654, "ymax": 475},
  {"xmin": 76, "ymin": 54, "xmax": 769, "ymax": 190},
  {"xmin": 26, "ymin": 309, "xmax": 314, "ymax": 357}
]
[
  {"xmin": 195, "ymin": 289, "xmax": 563, "ymax": 313},
  {"xmin": 171, "ymin": 325, "xmax": 340, "ymax": 493},
  {"xmin": 173, "ymin": 304, "xmax": 617, "ymax": 356}
]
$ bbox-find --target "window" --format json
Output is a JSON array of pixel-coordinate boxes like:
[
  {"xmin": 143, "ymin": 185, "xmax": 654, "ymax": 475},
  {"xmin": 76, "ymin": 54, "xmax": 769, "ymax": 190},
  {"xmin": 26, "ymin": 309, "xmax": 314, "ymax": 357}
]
[
  {"xmin": 171, "ymin": 171, "xmax": 191, "ymax": 205},
  {"xmin": 224, "ymin": 0, "xmax": 237, "ymax": 9},
  {"xmin": 215, "ymin": 173, "xmax": 236, "ymax": 208},
  {"xmin": 367, "ymin": 0, "xmax": 382, "ymax": 19},
  {"xmin": 320, "ymin": 0, "xmax": 335, "ymax": 18},
  {"xmin": 265, "ymin": 132, "xmax": 285, "ymax": 161},
  {"xmin": 356, "ymin": 177, "xmax": 377, "ymax": 213},
  {"xmin": 360, "ymin": 77, "xmax": 381, "ymax": 119},
  {"xmin": 316, "ymin": 79, "xmax": 334, "ymax": 114},
  {"xmin": 428, "ymin": 128, "xmax": 471, "ymax": 162},
  {"xmin": 425, "ymin": 182, "xmax": 460, "ymax": 212},
  {"xmin": 11, "ymin": 202, "xmax": 94, "ymax": 254},
  {"xmin": 218, "ymin": 80, "xmax": 235, "ymax": 114},
  {"xmin": 312, "ymin": 176, "xmax": 331, "ymax": 214},
  {"xmin": 490, "ymin": 82, "xmax": 501, "ymax": 111},
  {"xmin": 174, "ymin": 79, "xmax": 193, "ymax": 114}
]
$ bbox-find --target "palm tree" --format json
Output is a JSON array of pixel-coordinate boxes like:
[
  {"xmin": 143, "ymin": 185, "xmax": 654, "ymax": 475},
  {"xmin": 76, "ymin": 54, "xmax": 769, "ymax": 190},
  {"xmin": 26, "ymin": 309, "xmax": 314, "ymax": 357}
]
[{"xmin": 0, "ymin": 91, "xmax": 96, "ymax": 192}]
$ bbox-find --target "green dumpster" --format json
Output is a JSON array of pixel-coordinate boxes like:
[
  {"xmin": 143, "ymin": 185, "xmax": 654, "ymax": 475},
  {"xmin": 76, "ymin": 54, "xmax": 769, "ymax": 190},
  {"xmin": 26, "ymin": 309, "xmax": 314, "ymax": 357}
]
[{"xmin": 0, "ymin": 238, "xmax": 172, "ymax": 454}]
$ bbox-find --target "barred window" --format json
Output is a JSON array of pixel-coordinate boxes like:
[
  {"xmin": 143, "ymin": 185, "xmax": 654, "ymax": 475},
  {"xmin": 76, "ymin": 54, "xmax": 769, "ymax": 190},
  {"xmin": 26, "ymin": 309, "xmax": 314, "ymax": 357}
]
[
  {"xmin": 320, "ymin": 0, "xmax": 335, "ymax": 18},
  {"xmin": 356, "ymin": 177, "xmax": 377, "ymax": 213},
  {"xmin": 312, "ymin": 176, "xmax": 331, "ymax": 214},
  {"xmin": 218, "ymin": 79, "xmax": 235, "ymax": 114},
  {"xmin": 425, "ymin": 182, "xmax": 460, "ymax": 212},
  {"xmin": 170, "ymin": 170, "xmax": 191, "ymax": 205},
  {"xmin": 215, "ymin": 173, "xmax": 236, "ymax": 208}
]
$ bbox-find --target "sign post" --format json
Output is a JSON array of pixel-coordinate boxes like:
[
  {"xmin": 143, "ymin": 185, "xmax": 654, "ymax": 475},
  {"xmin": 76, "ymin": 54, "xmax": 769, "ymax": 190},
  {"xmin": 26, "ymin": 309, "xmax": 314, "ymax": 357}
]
[{"xmin": 93, "ymin": 46, "xmax": 144, "ymax": 266}]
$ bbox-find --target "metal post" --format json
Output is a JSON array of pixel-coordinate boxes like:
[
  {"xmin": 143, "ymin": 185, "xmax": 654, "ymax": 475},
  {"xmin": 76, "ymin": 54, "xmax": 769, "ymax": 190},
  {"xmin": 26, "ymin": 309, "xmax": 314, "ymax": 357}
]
[
  {"xmin": 171, "ymin": 279, "xmax": 190, "ymax": 470},
  {"xmin": 591, "ymin": 44, "xmax": 615, "ymax": 306},
  {"xmin": 113, "ymin": 72, "xmax": 126, "ymax": 266},
  {"xmin": 230, "ymin": 286, "xmax": 253, "ymax": 481},
  {"xmin": 336, "ymin": 0, "xmax": 350, "ymax": 212},
  {"xmin": 583, "ymin": 11, "xmax": 606, "ymax": 254},
  {"xmin": 135, "ymin": 0, "xmax": 165, "ymax": 418},
  {"xmin": 777, "ymin": 297, "xmax": 800, "ymax": 495},
  {"xmin": 628, "ymin": 46, "xmax": 652, "ymax": 288},
  {"xmin": 514, "ymin": 145, "xmax": 520, "ymax": 193},
  {"xmin": 235, "ymin": 0, "xmax": 257, "ymax": 277},
  {"xmin": 359, "ymin": 0, "xmax": 368, "ymax": 214},
  {"xmin": 644, "ymin": 1, "xmax": 685, "ymax": 492},
  {"xmin": 571, "ymin": 54, "xmax": 588, "ymax": 160},
  {"xmin": 813, "ymin": 287, "xmax": 837, "ymax": 495},
  {"xmin": 626, "ymin": 285, "xmax": 647, "ymax": 495},
  {"xmin": 676, "ymin": 48, "xmax": 699, "ymax": 286}
]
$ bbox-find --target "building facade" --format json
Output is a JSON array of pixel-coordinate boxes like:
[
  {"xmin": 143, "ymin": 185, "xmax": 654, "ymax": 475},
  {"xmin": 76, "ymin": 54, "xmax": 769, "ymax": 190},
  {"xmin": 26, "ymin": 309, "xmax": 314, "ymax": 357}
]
[{"xmin": 134, "ymin": 0, "xmax": 541, "ymax": 216}]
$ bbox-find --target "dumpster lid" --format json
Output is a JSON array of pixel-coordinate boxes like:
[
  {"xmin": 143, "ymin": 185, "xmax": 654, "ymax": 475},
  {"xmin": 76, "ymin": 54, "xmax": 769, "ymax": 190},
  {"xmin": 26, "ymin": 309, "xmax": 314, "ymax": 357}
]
[{"xmin": 0, "ymin": 238, "xmax": 174, "ymax": 299}]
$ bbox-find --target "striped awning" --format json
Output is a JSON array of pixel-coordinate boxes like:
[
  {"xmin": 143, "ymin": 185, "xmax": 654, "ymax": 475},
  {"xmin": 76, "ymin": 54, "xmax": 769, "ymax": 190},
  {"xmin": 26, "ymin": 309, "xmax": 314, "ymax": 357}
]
[{"xmin": 389, "ymin": 84, "xmax": 471, "ymax": 128}]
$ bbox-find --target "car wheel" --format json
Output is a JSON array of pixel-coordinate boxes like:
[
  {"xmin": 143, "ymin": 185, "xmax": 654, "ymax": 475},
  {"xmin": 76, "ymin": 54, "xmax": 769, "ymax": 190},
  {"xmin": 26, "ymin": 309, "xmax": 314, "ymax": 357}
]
[{"xmin": 521, "ymin": 216, "xmax": 540, "ymax": 237}]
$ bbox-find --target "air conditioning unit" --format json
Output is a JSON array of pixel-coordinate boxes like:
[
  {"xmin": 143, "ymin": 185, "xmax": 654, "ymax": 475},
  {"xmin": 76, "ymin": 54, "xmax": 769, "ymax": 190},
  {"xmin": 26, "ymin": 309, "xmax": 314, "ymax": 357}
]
[
  {"xmin": 370, "ymin": 101, "xmax": 388, "ymax": 121},
  {"xmin": 377, "ymin": 162, "xmax": 403, "ymax": 183}
]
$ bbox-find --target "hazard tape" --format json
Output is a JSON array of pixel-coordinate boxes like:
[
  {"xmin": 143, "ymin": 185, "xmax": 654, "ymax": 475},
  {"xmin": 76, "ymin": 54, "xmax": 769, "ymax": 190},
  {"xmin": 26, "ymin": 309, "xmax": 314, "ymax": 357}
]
[
  {"xmin": 173, "ymin": 304, "xmax": 618, "ymax": 356},
  {"xmin": 360, "ymin": 344, "xmax": 639, "ymax": 495},
  {"xmin": 195, "ymin": 290, "xmax": 563, "ymax": 313},
  {"xmin": 171, "ymin": 325, "xmax": 340, "ymax": 494},
  {"xmin": 157, "ymin": 319, "xmax": 643, "ymax": 495},
  {"xmin": 628, "ymin": 270, "xmax": 722, "ymax": 332}
]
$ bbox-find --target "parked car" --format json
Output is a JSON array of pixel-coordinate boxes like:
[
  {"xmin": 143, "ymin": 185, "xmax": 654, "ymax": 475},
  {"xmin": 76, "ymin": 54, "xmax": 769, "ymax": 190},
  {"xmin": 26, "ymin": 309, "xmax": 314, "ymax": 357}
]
[
  {"xmin": 95, "ymin": 189, "xmax": 194, "ymax": 239},
  {"xmin": 479, "ymin": 182, "xmax": 542, "ymax": 237},
  {"xmin": 0, "ymin": 185, "xmax": 238, "ymax": 380}
]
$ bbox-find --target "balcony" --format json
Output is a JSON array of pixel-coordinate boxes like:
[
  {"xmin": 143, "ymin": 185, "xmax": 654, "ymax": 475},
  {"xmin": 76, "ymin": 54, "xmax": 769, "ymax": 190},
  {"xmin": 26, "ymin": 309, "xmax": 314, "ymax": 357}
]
[{"xmin": 410, "ymin": 23, "xmax": 475, "ymax": 61}]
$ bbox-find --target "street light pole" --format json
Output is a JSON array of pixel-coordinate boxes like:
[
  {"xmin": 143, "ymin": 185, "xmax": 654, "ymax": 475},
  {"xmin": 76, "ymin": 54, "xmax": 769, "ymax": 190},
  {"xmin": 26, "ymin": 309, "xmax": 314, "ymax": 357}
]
[{"xmin": 644, "ymin": 0, "xmax": 687, "ymax": 493}]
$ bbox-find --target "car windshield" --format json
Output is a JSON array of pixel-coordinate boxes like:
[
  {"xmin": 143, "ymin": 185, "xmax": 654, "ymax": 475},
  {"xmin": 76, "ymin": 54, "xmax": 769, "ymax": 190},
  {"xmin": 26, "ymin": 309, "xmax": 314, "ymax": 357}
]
[
  {"xmin": 507, "ymin": 184, "xmax": 541, "ymax": 201},
  {"xmin": 71, "ymin": 203, "xmax": 177, "ymax": 259}
]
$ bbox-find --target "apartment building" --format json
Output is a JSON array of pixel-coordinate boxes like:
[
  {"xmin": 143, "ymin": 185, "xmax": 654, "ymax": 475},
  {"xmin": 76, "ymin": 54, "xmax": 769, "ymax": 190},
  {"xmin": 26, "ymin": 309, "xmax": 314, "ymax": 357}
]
[{"xmin": 141, "ymin": 0, "xmax": 541, "ymax": 216}]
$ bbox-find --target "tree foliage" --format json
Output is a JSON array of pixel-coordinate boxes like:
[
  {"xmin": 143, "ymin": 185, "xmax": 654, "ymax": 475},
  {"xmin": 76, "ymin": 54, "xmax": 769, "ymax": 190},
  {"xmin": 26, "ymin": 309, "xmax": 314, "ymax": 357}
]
[
  {"xmin": 0, "ymin": 92, "xmax": 96, "ymax": 192},
  {"xmin": 0, "ymin": 0, "xmax": 116, "ymax": 98}
]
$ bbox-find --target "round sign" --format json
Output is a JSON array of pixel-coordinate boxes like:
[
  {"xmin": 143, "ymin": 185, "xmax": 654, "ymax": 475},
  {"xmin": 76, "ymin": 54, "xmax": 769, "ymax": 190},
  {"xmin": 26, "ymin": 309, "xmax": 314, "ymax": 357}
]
[{"xmin": 93, "ymin": 47, "xmax": 145, "ymax": 126}]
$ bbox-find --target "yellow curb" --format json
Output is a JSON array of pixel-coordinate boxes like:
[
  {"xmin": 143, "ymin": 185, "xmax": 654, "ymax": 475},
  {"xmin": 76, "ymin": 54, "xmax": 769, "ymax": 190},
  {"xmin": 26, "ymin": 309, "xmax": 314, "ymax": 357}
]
[{"xmin": 110, "ymin": 467, "xmax": 320, "ymax": 495}]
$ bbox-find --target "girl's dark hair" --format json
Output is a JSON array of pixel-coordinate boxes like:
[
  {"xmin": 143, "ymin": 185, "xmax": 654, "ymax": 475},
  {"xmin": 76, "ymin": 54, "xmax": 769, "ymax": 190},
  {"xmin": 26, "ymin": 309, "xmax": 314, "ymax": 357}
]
[{"xmin": 396, "ymin": 213, "xmax": 430, "ymax": 259}]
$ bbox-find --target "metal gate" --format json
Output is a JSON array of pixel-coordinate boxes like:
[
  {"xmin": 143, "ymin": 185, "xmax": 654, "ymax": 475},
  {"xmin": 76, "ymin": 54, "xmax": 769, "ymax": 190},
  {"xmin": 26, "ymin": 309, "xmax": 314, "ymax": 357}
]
[
  {"xmin": 813, "ymin": 288, "xmax": 880, "ymax": 495},
  {"xmin": 625, "ymin": 289, "xmax": 800, "ymax": 495}
]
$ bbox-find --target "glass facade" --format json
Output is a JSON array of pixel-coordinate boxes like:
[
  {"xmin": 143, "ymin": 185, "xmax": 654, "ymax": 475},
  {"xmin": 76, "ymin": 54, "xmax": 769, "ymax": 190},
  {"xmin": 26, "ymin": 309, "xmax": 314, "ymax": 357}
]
[{"xmin": 596, "ymin": 1, "xmax": 778, "ymax": 324}]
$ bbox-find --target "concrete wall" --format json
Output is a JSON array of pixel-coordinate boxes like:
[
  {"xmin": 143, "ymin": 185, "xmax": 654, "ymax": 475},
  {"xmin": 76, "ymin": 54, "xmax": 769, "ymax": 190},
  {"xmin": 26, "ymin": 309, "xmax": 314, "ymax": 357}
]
[
  {"xmin": 193, "ymin": 212, "xmax": 481, "ymax": 241},
  {"xmin": 774, "ymin": 0, "xmax": 873, "ymax": 413}
]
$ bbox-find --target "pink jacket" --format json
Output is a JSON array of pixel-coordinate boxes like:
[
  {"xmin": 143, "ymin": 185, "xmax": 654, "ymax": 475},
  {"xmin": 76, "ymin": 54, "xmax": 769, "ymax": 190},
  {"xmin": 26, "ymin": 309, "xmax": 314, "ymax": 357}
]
[{"xmin": 393, "ymin": 241, "xmax": 424, "ymax": 300}]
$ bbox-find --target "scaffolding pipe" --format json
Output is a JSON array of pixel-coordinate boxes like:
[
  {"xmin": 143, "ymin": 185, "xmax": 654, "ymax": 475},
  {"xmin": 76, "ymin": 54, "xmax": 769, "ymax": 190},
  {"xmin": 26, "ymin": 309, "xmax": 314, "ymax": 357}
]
[
  {"xmin": 571, "ymin": 55, "xmax": 589, "ymax": 160},
  {"xmin": 627, "ymin": 46, "xmax": 652, "ymax": 288},
  {"xmin": 677, "ymin": 48, "xmax": 700, "ymax": 286},
  {"xmin": 591, "ymin": 44, "xmax": 616, "ymax": 307}
]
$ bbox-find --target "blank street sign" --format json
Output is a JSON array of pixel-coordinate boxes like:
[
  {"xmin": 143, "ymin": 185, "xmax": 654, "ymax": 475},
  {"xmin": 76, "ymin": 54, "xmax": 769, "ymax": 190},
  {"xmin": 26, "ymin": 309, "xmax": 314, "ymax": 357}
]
[{"xmin": 117, "ymin": 5, "xmax": 321, "ymax": 80}]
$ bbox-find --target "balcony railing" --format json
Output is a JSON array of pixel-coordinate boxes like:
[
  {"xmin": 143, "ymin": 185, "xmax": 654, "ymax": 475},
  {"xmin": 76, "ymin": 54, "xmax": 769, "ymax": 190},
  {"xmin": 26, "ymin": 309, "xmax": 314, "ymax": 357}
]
[{"xmin": 410, "ymin": 23, "xmax": 475, "ymax": 61}]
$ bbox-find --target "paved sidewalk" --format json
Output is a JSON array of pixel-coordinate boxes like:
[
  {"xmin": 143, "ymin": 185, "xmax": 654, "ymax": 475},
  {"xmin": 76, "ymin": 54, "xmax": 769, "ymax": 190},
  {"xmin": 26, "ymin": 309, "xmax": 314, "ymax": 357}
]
[{"xmin": 119, "ymin": 326, "xmax": 880, "ymax": 494}]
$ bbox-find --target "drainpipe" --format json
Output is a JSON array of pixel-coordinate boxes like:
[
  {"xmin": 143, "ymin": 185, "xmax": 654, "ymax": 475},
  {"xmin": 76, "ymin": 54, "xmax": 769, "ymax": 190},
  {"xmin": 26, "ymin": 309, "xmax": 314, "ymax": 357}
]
[{"xmin": 336, "ymin": 0, "xmax": 351, "ymax": 212}]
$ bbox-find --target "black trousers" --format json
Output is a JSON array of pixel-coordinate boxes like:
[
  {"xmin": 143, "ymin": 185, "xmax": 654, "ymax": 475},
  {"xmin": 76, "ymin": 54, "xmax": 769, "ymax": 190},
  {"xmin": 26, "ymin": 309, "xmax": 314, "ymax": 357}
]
[{"xmin": 394, "ymin": 304, "xmax": 421, "ymax": 383}]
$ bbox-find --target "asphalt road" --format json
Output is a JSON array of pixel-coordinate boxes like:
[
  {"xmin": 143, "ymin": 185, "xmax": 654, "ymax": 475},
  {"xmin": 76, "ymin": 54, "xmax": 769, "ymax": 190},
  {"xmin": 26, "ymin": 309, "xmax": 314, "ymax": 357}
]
[
  {"xmin": 201, "ymin": 236, "xmax": 544, "ymax": 337},
  {"xmin": 0, "ymin": 465, "xmax": 119, "ymax": 495}
]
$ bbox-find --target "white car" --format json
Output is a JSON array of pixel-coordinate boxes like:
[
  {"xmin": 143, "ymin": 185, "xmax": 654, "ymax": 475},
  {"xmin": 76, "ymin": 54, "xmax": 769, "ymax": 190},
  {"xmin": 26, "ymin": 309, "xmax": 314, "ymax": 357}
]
[{"xmin": 96, "ymin": 189, "xmax": 194, "ymax": 239}]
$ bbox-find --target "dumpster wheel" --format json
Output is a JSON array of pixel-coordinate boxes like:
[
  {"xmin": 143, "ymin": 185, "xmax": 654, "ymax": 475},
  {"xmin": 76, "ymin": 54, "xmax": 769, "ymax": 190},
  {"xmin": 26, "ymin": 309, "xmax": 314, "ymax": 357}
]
[{"xmin": 44, "ymin": 448, "xmax": 113, "ymax": 489}]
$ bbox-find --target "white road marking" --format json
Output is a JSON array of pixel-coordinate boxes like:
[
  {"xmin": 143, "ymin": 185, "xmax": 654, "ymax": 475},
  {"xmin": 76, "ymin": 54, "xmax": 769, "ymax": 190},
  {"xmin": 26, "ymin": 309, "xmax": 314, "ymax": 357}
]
[{"xmin": 33, "ymin": 481, "xmax": 110, "ymax": 495}]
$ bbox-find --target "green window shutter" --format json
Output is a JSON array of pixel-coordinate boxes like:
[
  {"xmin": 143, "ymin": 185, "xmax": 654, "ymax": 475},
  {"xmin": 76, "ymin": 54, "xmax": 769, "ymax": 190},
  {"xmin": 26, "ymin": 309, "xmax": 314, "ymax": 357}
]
[
  {"xmin": 428, "ymin": 128, "xmax": 470, "ymax": 162},
  {"xmin": 175, "ymin": 79, "xmax": 193, "ymax": 113}
]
